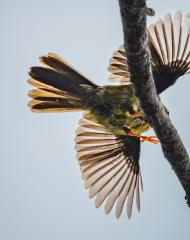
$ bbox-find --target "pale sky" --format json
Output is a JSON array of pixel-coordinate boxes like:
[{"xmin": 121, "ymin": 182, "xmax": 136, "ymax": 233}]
[{"xmin": 0, "ymin": 0, "xmax": 190, "ymax": 240}]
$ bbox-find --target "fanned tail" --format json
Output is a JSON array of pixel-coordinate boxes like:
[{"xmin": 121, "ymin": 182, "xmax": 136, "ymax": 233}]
[
  {"xmin": 108, "ymin": 11, "xmax": 190, "ymax": 94},
  {"xmin": 148, "ymin": 11, "xmax": 190, "ymax": 93},
  {"xmin": 28, "ymin": 53, "xmax": 98, "ymax": 112},
  {"xmin": 76, "ymin": 117, "xmax": 142, "ymax": 219}
]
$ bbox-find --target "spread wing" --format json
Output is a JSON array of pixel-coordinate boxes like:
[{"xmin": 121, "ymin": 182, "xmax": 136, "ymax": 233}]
[
  {"xmin": 108, "ymin": 46, "xmax": 131, "ymax": 84},
  {"xmin": 75, "ymin": 117, "xmax": 143, "ymax": 219},
  {"xmin": 108, "ymin": 11, "xmax": 190, "ymax": 93}
]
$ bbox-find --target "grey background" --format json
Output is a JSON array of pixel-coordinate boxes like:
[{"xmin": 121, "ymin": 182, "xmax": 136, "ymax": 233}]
[{"xmin": 0, "ymin": 0, "xmax": 190, "ymax": 239}]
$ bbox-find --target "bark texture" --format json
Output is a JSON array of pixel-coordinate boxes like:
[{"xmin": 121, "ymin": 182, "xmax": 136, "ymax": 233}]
[{"xmin": 119, "ymin": 0, "xmax": 190, "ymax": 206}]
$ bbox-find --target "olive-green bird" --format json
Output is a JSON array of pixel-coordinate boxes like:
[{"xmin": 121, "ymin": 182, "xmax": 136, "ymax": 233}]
[{"xmin": 28, "ymin": 11, "xmax": 190, "ymax": 219}]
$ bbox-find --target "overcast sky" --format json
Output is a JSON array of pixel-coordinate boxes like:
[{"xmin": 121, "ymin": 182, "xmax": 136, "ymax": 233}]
[{"xmin": 0, "ymin": 0, "xmax": 190, "ymax": 240}]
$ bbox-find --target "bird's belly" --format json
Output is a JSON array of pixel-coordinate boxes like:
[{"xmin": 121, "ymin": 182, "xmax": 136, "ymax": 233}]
[
  {"xmin": 129, "ymin": 121, "xmax": 151, "ymax": 135},
  {"xmin": 84, "ymin": 109, "xmax": 151, "ymax": 136}
]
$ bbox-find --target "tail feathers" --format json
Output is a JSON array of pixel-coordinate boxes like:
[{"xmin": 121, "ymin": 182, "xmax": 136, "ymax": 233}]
[
  {"xmin": 148, "ymin": 11, "xmax": 190, "ymax": 93},
  {"xmin": 39, "ymin": 53, "xmax": 96, "ymax": 88},
  {"xmin": 76, "ymin": 117, "xmax": 142, "ymax": 219},
  {"xmin": 28, "ymin": 53, "xmax": 98, "ymax": 112},
  {"xmin": 28, "ymin": 87, "xmax": 83, "ymax": 112},
  {"xmin": 28, "ymin": 99, "xmax": 83, "ymax": 113},
  {"xmin": 108, "ymin": 11, "xmax": 190, "ymax": 93}
]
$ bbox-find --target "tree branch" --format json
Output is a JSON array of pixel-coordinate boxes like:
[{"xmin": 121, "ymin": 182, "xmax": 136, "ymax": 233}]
[{"xmin": 118, "ymin": 0, "xmax": 190, "ymax": 206}]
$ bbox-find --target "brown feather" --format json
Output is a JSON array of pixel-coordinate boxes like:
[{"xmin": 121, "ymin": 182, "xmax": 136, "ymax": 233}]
[{"xmin": 75, "ymin": 117, "xmax": 142, "ymax": 219}]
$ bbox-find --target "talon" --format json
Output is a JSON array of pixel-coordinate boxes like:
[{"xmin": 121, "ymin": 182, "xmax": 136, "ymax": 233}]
[
  {"xmin": 140, "ymin": 135, "xmax": 160, "ymax": 144},
  {"xmin": 128, "ymin": 131, "xmax": 159, "ymax": 144}
]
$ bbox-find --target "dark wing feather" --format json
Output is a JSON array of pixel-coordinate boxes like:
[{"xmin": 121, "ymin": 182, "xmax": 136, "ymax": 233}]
[
  {"xmin": 108, "ymin": 11, "xmax": 190, "ymax": 93},
  {"xmin": 75, "ymin": 117, "xmax": 142, "ymax": 219},
  {"xmin": 28, "ymin": 53, "xmax": 98, "ymax": 112},
  {"xmin": 148, "ymin": 11, "xmax": 190, "ymax": 93}
]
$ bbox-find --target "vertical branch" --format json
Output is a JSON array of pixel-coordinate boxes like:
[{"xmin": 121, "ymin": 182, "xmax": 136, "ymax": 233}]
[{"xmin": 118, "ymin": 0, "xmax": 190, "ymax": 205}]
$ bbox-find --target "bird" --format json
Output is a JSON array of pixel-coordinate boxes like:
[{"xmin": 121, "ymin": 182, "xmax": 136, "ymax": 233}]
[{"xmin": 28, "ymin": 11, "xmax": 190, "ymax": 219}]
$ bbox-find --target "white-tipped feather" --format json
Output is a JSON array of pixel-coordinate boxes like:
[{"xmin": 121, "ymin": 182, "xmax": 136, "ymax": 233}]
[
  {"xmin": 136, "ymin": 176, "xmax": 140, "ymax": 211},
  {"xmin": 173, "ymin": 11, "xmax": 182, "ymax": 62},
  {"xmin": 95, "ymin": 164, "xmax": 128, "ymax": 209},
  {"xmin": 155, "ymin": 19, "xmax": 168, "ymax": 65},
  {"xmin": 163, "ymin": 14, "xmax": 173, "ymax": 64},
  {"xmin": 75, "ymin": 117, "xmax": 142, "ymax": 218},
  {"xmin": 108, "ymin": 11, "xmax": 190, "ymax": 85},
  {"xmin": 180, "ymin": 13, "xmax": 190, "ymax": 62},
  {"xmin": 88, "ymin": 160, "xmax": 125, "ymax": 198},
  {"xmin": 86, "ymin": 156, "xmax": 124, "ymax": 190},
  {"xmin": 104, "ymin": 167, "xmax": 131, "ymax": 214},
  {"xmin": 115, "ymin": 170, "xmax": 134, "ymax": 219},
  {"xmin": 127, "ymin": 174, "xmax": 137, "ymax": 218}
]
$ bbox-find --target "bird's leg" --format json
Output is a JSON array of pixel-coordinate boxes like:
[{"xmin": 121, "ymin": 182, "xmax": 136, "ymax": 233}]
[
  {"xmin": 128, "ymin": 131, "xmax": 160, "ymax": 144},
  {"xmin": 140, "ymin": 135, "xmax": 160, "ymax": 144}
]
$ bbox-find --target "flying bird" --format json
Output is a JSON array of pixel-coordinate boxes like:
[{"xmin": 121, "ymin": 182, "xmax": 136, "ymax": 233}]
[{"xmin": 28, "ymin": 11, "xmax": 190, "ymax": 219}]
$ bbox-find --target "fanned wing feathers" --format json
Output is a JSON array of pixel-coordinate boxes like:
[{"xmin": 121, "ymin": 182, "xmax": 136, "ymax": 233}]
[
  {"xmin": 108, "ymin": 46, "xmax": 131, "ymax": 84},
  {"xmin": 28, "ymin": 11, "xmax": 190, "ymax": 219},
  {"xmin": 28, "ymin": 53, "xmax": 97, "ymax": 112},
  {"xmin": 108, "ymin": 11, "xmax": 190, "ymax": 93},
  {"xmin": 76, "ymin": 117, "xmax": 142, "ymax": 219},
  {"xmin": 148, "ymin": 11, "xmax": 190, "ymax": 93}
]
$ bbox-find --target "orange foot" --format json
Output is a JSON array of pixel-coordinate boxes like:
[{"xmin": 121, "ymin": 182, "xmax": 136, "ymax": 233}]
[
  {"xmin": 128, "ymin": 131, "xmax": 160, "ymax": 144},
  {"xmin": 132, "ymin": 111, "xmax": 143, "ymax": 117}
]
